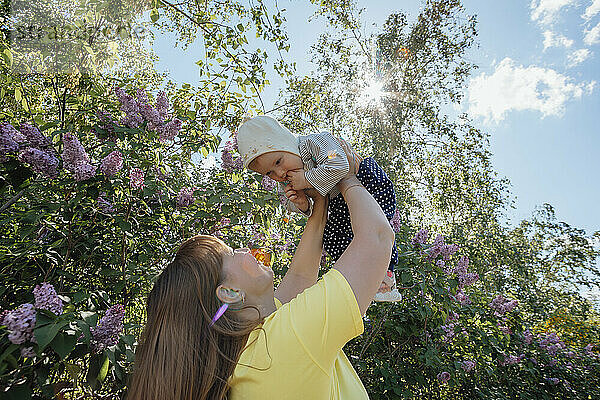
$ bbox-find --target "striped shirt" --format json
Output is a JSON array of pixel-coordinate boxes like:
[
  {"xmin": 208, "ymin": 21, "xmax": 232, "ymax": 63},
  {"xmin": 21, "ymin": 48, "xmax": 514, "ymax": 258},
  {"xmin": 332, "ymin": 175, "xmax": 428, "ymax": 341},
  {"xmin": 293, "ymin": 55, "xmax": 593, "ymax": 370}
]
[{"xmin": 280, "ymin": 131, "xmax": 350, "ymax": 217}]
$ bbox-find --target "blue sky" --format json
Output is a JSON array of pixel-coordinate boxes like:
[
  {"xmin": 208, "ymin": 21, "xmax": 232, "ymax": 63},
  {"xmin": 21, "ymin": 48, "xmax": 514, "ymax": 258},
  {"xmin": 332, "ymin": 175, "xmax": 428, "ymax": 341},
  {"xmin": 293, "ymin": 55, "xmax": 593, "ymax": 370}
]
[{"xmin": 151, "ymin": 0, "xmax": 600, "ymax": 242}]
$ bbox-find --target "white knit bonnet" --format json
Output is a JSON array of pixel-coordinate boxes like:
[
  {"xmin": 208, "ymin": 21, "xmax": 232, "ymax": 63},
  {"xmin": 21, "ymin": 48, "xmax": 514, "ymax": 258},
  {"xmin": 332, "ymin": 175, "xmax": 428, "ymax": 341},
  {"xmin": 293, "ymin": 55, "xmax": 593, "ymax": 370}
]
[{"xmin": 237, "ymin": 115, "xmax": 300, "ymax": 169}]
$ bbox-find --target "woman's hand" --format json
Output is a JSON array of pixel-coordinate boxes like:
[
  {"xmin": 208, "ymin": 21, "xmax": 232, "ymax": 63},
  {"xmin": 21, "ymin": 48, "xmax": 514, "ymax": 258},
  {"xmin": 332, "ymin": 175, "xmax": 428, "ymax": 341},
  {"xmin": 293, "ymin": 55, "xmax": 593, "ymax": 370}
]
[{"xmin": 335, "ymin": 137, "xmax": 362, "ymax": 176}]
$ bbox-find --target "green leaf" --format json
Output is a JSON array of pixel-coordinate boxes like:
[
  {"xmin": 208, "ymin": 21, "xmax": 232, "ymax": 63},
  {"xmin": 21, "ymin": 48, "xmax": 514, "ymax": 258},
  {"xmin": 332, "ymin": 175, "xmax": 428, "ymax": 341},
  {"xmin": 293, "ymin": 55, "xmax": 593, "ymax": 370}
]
[
  {"xmin": 119, "ymin": 221, "xmax": 131, "ymax": 232},
  {"xmin": 34, "ymin": 318, "xmax": 70, "ymax": 351},
  {"xmin": 50, "ymin": 332, "xmax": 78, "ymax": 359},
  {"xmin": 2, "ymin": 384, "xmax": 32, "ymax": 400},
  {"xmin": 86, "ymin": 353, "xmax": 110, "ymax": 388},
  {"xmin": 2, "ymin": 48, "xmax": 13, "ymax": 67},
  {"xmin": 0, "ymin": 344, "xmax": 19, "ymax": 366},
  {"xmin": 150, "ymin": 8, "xmax": 159, "ymax": 23}
]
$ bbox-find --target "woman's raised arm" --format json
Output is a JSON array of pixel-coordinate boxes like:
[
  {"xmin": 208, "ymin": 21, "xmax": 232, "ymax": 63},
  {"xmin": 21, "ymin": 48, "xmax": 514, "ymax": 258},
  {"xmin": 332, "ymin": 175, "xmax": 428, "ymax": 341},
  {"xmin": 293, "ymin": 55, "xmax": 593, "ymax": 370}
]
[
  {"xmin": 333, "ymin": 176, "xmax": 395, "ymax": 315},
  {"xmin": 274, "ymin": 191, "xmax": 328, "ymax": 304}
]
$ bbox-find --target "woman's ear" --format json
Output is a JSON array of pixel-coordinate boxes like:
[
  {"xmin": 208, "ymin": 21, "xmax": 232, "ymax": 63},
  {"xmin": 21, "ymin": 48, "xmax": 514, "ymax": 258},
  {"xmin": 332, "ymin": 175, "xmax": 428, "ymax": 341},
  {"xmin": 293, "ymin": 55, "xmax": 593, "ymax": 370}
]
[{"xmin": 216, "ymin": 285, "xmax": 245, "ymax": 305}]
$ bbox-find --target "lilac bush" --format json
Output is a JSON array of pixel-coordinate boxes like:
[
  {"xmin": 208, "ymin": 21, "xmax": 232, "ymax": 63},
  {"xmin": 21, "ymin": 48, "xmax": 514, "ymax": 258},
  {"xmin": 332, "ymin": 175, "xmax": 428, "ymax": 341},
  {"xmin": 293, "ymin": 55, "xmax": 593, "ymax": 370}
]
[
  {"xmin": 33, "ymin": 282, "xmax": 63, "ymax": 315},
  {"xmin": 20, "ymin": 123, "xmax": 51, "ymax": 149},
  {"xmin": 129, "ymin": 168, "xmax": 145, "ymax": 190},
  {"xmin": 99, "ymin": 150, "xmax": 124, "ymax": 176},
  {"xmin": 17, "ymin": 147, "xmax": 59, "ymax": 178},
  {"xmin": 62, "ymin": 132, "xmax": 97, "ymax": 181},
  {"xmin": 91, "ymin": 305, "xmax": 125, "ymax": 352},
  {"xmin": 4, "ymin": 303, "xmax": 36, "ymax": 345},
  {"xmin": 97, "ymin": 195, "xmax": 116, "ymax": 214},
  {"xmin": 176, "ymin": 186, "xmax": 195, "ymax": 208},
  {"xmin": 0, "ymin": 123, "xmax": 20, "ymax": 162},
  {"xmin": 390, "ymin": 209, "xmax": 402, "ymax": 233},
  {"xmin": 261, "ymin": 175, "xmax": 277, "ymax": 191}
]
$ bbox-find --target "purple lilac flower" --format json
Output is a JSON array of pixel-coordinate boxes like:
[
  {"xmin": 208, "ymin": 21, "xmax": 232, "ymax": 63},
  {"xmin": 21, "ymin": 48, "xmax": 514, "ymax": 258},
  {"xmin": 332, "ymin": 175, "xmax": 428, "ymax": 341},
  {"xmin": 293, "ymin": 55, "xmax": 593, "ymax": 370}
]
[
  {"xmin": 437, "ymin": 371, "xmax": 451, "ymax": 383},
  {"xmin": 136, "ymin": 88, "xmax": 149, "ymax": 107},
  {"xmin": 390, "ymin": 209, "xmax": 401, "ymax": 233},
  {"xmin": 62, "ymin": 132, "xmax": 96, "ymax": 181},
  {"xmin": 62, "ymin": 132, "xmax": 90, "ymax": 165},
  {"xmin": 428, "ymin": 234, "xmax": 445, "ymax": 259},
  {"xmin": 539, "ymin": 334, "xmax": 565, "ymax": 356},
  {"xmin": 523, "ymin": 329, "xmax": 533, "ymax": 345},
  {"xmin": 158, "ymin": 118, "xmax": 182, "ymax": 143},
  {"xmin": 0, "ymin": 128, "xmax": 19, "ymax": 162},
  {"xmin": 97, "ymin": 195, "xmax": 115, "ymax": 214},
  {"xmin": 221, "ymin": 149, "xmax": 243, "ymax": 172},
  {"xmin": 99, "ymin": 150, "xmax": 123, "ymax": 176},
  {"xmin": 4, "ymin": 303, "xmax": 36, "ymax": 344},
  {"xmin": 499, "ymin": 354, "xmax": 519, "ymax": 366},
  {"xmin": 20, "ymin": 123, "xmax": 51, "ymax": 149},
  {"xmin": 18, "ymin": 148, "xmax": 59, "ymax": 178},
  {"xmin": 177, "ymin": 186, "xmax": 195, "ymax": 208},
  {"xmin": 440, "ymin": 312, "xmax": 460, "ymax": 343},
  {"xmin": 440, "ymin": 244, "xmax": 459, "ymax": 260},
  {"xmin": 490, "ymin": 295, "xmax": 518, "ymax": 315},
  {"xmin": 459, "ymin": 272, "xmax": 479, "ymax": 288},
  {"xmin": 73, "ymin": 163, "xmax": 97, "ymax": 181},
  {"xmin": 1, "ymin": 122, "xmax": 26, "ymax": 143},
  {"xmin": 115, "ymin": 87, "xmax": 143, "ymax": 128},
  {"xmin": 262, "ymin": 175, "xmax": 277, "ymax": 191},
  {"xmin": 96, "ymin": 110, "xmax": 116, "ymax": 134},
  {"xmin": 90, "ymin": 304, "xmax": 125, "ymax": 352},
  {"xmin": 498, "ymin": 321, "xmax": 512, "ymax": 335},
  {"xmin": 436, "ymin": 259, "xmax": 447, "ymax": 273},
  {"xmin": 411, "ymin": 228, "xmax": 428, "ymax": 247},
  {"xmin": 129, "ymin": 168, "xmax": 145, "ymax": 190},
  {"xmin": 454, "ymin": 256, "xmax": 469, "ymax": 275},
  {"xmin": 140, "ymin": 104, "xmax": 162, "ymax": 130},
  {"xmin": 33, "ymin": 283, "xmax": 63, "ymax": 315},
  {"xmin": 156, "ymin": 91, "xmax": 169, "ymax": 120},
  {"xmin": 546, "ymin": 377, "xmax": 560, "ymax": 385},
  {"xmin": 455, "ymin": 290, "xmax": 471, "ymax": 305},
  {"xmin": 461, "ymin": 360, "xmax": 475, "ymax": 372},
  {"xmin": 20, "ymin": 347, "xmax": 36, "ymax": 358}
]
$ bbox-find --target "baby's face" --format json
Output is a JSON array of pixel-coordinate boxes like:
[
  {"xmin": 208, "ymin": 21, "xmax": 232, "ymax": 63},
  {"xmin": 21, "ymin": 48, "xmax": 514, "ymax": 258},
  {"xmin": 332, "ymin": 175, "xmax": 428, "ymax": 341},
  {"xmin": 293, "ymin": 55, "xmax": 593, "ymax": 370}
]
[{"xmin": 250, "ymin": 151, "xmax": 303, "ymax": 182}]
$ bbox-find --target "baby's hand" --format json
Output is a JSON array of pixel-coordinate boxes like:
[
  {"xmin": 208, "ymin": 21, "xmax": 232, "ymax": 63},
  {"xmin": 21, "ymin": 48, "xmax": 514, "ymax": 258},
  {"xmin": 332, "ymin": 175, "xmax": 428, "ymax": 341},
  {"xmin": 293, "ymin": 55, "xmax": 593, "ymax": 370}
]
[
  {"xmin": 286, "ymin": 169, "xmax": 312, "ymax": 191},
  {"xmin": 284, "ymin": 185, "xmax": 309, "ymax": 213}
]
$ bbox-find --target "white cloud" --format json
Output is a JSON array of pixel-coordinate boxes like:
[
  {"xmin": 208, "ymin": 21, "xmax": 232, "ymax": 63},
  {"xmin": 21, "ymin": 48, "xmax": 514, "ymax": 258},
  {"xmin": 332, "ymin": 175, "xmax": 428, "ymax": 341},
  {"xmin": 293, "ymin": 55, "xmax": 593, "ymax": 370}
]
[
  {"xmin": 567, "ymin": 48, "xmax": 592, "ymax": 66},
  {"xmin": 530, "ymin": 0, "xmax": 577, "ymax": 25},
  {"xmin": 468, "ymin": 57, "xmax": 593, "ymax": 123},
  {"xmin": 543, "ymin": 30, "xmax": 574, "ymax": 49},
  {"xmin": 583, "ymin": 0, "xmax": 600, "ymax": 20},
  {"xmin": 584, "ymin": 21, "xmax": 600, "ymax": 45}
]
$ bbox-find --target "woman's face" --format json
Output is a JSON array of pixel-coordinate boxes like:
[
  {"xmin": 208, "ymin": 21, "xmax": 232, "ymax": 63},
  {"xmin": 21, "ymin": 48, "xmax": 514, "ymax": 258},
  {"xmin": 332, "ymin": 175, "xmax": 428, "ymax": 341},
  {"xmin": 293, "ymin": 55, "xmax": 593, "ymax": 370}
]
[{"xmin": 221, "ymin": 247, "xmax": 274, "ymax": 299}]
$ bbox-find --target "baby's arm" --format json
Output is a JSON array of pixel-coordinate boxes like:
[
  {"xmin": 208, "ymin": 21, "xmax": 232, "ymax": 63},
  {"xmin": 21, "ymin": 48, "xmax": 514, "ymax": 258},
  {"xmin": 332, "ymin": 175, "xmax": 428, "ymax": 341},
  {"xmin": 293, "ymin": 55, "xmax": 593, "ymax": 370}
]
[
  {"xmin": 280, "ymin": 183, "xmax": 314, "ymax": 217},
  {"xmin": 303, "ymin": 133, "xmax": 350, "ymax": 196}
]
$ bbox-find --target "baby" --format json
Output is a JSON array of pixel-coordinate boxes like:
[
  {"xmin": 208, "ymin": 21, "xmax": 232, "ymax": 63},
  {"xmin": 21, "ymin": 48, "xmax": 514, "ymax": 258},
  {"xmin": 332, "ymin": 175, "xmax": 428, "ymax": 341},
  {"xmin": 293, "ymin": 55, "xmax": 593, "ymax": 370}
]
[{"xmin": 237, "ymin": 115, "xmax": 401, "ymax": 302}]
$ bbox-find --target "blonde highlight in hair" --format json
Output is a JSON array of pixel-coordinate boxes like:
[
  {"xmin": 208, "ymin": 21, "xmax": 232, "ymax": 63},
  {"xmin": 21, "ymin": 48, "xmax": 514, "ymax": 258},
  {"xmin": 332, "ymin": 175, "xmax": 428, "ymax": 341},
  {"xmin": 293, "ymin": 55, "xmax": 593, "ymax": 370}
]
[{"xmin": 127, "ymin": 235, "xmax": 264, "ymax": 400}]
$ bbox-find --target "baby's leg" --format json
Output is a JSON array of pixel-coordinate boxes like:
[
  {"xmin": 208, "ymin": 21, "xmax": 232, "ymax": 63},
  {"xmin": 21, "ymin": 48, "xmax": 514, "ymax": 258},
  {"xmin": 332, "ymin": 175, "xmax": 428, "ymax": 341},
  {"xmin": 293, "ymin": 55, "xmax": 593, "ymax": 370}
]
[{"xmin": 323, "ymin": 193, "xmax": 353, "ymax": 262}]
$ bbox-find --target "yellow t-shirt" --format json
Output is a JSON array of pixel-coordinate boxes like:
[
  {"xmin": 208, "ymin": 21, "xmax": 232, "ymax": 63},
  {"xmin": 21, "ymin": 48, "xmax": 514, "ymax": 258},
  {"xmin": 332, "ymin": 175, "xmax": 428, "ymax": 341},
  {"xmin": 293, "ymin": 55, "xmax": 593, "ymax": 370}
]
[{"xmin": 229, "ymin": 268, "xmax": 368, "ymax": 399}]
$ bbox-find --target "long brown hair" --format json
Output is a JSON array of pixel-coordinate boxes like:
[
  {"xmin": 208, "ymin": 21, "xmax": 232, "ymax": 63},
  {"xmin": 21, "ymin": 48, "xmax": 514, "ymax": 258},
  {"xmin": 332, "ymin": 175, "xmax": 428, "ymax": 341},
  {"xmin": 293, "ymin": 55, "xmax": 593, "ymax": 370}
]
[{"xmin": 127, "ymin": 235, "xmax": 264, "ymax": 400}]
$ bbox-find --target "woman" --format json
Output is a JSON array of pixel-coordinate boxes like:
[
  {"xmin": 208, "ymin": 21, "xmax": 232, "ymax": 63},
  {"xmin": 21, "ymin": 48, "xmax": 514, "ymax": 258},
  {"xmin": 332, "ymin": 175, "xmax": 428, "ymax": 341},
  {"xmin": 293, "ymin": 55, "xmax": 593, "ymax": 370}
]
[{"xmin": 127, "ymin": 150, "xmax": 395, "ymax": 399}]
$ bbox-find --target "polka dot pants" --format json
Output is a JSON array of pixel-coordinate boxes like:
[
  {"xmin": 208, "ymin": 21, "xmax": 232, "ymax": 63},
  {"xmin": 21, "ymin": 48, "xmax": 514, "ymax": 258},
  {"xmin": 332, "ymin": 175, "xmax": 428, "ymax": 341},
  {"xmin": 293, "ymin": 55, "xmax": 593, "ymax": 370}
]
[{"xmin": 323, "ymin": 157, "xmax": 398, "ymax": 271}]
